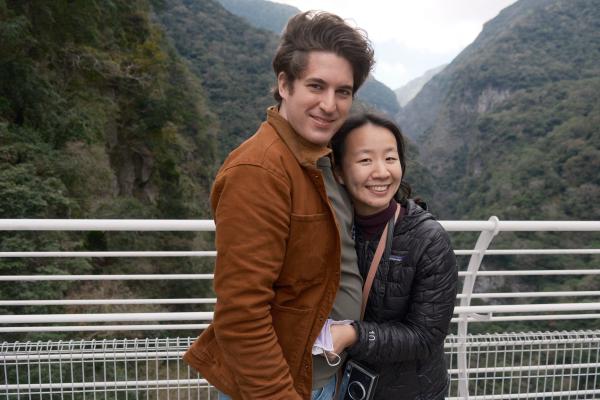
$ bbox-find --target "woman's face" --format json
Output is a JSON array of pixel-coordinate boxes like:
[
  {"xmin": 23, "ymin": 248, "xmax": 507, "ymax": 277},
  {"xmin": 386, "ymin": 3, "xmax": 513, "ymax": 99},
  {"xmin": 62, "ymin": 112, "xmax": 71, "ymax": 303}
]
[{"xmin": 336, "ymin": 123, "xmax": 403, "ymax": 216}]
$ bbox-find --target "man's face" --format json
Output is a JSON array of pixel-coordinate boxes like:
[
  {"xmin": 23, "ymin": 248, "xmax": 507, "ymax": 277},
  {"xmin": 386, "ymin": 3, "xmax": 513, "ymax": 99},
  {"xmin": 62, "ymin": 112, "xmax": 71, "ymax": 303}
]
[{"xmin": 278, "ymin": 51, "xmax": 354, "ymax": 146}]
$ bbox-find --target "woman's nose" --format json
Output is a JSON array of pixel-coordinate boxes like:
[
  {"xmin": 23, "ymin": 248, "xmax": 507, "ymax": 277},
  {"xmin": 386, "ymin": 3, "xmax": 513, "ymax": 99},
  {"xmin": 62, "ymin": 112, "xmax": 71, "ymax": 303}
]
[{"xmin": 372, "ymin": 161, "xmax": 390, "ymax": 178}]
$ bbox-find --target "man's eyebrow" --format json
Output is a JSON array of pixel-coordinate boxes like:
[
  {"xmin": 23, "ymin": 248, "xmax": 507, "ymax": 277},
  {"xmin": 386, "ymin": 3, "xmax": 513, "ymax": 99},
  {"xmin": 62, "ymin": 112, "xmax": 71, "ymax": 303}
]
[
  {"xmin": 305, "ymin": 77, "xmax": 326, "ymax": 85},
  {"xmin": 305, "ymin": 77, "xmax": 353, "ymax": 91},
  {"xmin": 337, "ymin": 84, "xmax": 354, "ymax": 91}
]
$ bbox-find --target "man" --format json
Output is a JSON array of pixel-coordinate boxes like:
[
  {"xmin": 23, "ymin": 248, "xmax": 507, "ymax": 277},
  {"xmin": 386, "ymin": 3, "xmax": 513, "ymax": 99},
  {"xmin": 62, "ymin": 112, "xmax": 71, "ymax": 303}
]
[{"xmin": 184, "ymin": 11, "xmax": 374, "ymax": 400}]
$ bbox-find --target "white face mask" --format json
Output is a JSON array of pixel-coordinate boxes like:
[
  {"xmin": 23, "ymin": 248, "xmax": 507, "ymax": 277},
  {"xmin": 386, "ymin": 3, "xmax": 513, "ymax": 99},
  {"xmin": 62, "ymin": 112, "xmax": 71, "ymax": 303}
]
[{"xmin": 312, "ymin": 319, "xmax": 353, "ymax": 366}]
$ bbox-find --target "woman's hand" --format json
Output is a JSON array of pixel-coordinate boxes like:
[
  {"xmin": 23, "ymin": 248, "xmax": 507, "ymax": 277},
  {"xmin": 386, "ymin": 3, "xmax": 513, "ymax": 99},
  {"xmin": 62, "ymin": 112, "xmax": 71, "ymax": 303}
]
[{"xmin": 331, "ymin": 323, "xmax": 358, "ymax": 354}]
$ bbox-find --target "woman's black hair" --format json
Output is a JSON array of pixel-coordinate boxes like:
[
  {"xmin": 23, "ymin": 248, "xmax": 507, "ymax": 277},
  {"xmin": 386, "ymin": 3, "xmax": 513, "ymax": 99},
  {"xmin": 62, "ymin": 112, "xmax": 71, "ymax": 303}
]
[{"xmin": 331, "ymin": 112, "xmax": 412, "ymax": 204}]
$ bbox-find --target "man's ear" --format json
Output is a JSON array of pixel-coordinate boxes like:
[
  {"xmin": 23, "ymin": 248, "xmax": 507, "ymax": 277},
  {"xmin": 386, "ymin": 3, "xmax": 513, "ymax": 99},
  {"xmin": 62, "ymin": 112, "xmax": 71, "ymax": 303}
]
[{"xmin": 277, "ymin": 72, "xmax": 289, "ymax": 100}]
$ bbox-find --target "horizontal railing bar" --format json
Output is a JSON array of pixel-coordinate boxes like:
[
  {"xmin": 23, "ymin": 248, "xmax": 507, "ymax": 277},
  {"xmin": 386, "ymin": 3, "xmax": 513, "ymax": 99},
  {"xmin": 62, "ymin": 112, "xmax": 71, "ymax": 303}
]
[
  {"xmin": 447, "ymin": 362, "xmax": 600, "ymax": 374},
  {"xmin": 454, "ymin": 302, "xmax": 600, "ymax": 314},
  {"xmin": 441, "ymin": 220, "xmax": 600, "ymax": 231},
  {"xmin": 457, "ymin": 291, "xmax": 600, "ymax": 298},
  {"xmin": 0, "ymin": 219, "xmax": 215, "ymax": 231},
  {"xmin": 1, "ymin": 350, "xmax": 188, "ymax": 361},
  {"xmin": 0, "ymin": 379, "xmax": 208, "ymax": 391},
  {"xmin": 0, "ymin": 251, "xmax": 216, "ymax": 258},
  {"xmin": 445, "ymin": 335, "xmax": 600, "ymax": 347},
  {"xmin": 1, "ymin": 304, "xmax": 597, "ymax": 328},
  {"xmin": 3, "ymin": 271, "xmax": 599, "ymax": 282},
  {"xmin": 451, "ymin": 313, "xmax": 600, "ymax": 322},
  {"xmin": 3, "ymin": 338, "xmax": 597, "ymax": 358},
  {"xmin": 0, "ymin": 274, "xmax": 214, "ymax": 281},
  {"xmin": 446, "ymin": 389, "xmax": 600, "ymax": 400},
  {"xmin": 2, "ymin": 303, "xmax": 598, "ymax": 323},
  {"xmin": 0, "ymin": 324, "xmax": 208, "ymax": 332},
  {"xmin": 1, "ymin": 249, "xmax": 596, "ymax": 258},
  {"xmin": 0, "ymin": 312, "xmax": 213, "ymax": 324},
  {"xmin": 1, "ymin": 219, "xmax": 599, "ymax": 232},
  {"xmin": 0, "ymin": 298, "xmax": 216, "ymax": 306},
  {"xmin": 2, "ymin": 384, "xmax": 598, "ymax": 399},
  {"xmin": 8, "ymin": 317, "xmax": 599, "ymax": 331},
  {"xmin": 455, "ymin": 249, "xmax": 600, "ymax": 255},
  {"xmin": 9, "ymin": 346, "xmax": 599, "ymax": 362},
  {"xmin": 458, "ymin": 269, "xmax": 600, "ymax": 276}
]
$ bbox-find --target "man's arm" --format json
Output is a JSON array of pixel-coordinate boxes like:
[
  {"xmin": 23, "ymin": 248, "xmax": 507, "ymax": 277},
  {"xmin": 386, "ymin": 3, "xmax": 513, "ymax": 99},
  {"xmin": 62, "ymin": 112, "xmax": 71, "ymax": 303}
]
[{"xmin": 211, "ymin": 164, "xmax": 302, "ymax": 399}]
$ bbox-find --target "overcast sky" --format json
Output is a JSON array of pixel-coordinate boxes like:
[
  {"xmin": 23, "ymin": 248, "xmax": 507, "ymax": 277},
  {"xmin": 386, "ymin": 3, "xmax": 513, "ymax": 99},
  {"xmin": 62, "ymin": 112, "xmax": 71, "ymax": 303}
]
[{"xmin": 273, "ymin": 0, "xmax": 518, "ymax": 89}]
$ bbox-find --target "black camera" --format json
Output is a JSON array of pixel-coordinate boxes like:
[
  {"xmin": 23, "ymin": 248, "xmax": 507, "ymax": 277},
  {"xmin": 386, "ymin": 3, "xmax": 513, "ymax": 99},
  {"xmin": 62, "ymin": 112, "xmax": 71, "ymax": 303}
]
[{"xmin": 339, "ymin": 360, "xmax": 379, "ymax": 400}]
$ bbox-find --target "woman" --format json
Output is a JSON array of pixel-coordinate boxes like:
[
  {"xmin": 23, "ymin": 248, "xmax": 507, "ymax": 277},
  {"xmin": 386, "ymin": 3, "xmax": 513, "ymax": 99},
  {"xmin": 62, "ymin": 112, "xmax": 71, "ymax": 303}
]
[{"xmin": 330, "ymin": 113, "xmax": 458, "ymax": 400}]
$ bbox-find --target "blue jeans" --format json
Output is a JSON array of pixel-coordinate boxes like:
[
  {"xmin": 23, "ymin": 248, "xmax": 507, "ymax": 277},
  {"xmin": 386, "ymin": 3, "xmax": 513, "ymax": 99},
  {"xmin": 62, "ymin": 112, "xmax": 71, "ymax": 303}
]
[
  {"xmin": 217, "ymin": 374, "xmax": 337, "ymax": 400},
  {"xmin": 312, "ymin": 374, "xmax": 337, "ymax": 400}
]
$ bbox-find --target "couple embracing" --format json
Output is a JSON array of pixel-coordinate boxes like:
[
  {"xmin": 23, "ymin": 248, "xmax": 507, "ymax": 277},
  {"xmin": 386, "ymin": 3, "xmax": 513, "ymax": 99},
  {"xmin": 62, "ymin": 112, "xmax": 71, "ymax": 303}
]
[{"xmin": 184, "ymin": 10, "xmax": 457, "ymax": 400}]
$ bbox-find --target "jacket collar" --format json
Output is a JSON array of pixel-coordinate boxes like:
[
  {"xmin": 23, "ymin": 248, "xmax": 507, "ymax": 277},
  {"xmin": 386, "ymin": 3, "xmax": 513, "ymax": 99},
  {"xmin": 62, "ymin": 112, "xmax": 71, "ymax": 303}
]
[{"xmin": 267, "ymin": 106, "xmax": 331, "ymax": 168}]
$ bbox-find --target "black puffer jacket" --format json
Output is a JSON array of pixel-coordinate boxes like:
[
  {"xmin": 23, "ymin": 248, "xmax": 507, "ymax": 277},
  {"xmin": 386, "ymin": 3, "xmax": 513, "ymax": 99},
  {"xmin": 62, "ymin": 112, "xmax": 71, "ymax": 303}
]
[{"xmin": 347, "ymin": 199, "xmax": 457, "ymax": 400}]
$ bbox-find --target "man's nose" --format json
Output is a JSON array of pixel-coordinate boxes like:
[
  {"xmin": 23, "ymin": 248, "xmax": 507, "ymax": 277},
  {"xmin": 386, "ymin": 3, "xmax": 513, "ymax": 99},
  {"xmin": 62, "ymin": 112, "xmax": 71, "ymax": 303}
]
[{"xmin": 319, "ymin": 91, "xmax": 336, "ymax": 113}]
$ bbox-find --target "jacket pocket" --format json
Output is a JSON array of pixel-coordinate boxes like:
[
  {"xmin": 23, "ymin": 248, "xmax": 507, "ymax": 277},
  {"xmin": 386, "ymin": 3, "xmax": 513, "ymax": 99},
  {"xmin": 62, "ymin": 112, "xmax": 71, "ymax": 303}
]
[
  {"xmin": 270, "ymin": 302, "xmax": 312, "ymax": 375},
  {"xmin": 280, "ymin": 212, "xmax": 332, "ymax": 284}
]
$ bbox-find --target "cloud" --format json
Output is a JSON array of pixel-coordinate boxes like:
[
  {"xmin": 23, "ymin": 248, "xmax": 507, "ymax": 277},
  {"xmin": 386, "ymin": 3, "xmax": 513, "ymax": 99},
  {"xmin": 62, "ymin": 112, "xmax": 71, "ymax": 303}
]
[
  {"xmin": 272, "ymin": 0, "xmax": 518, "ymax": 87},
  {"xmin": 373, "ymin": 60, "xmax": 409, "ymax": 90}
]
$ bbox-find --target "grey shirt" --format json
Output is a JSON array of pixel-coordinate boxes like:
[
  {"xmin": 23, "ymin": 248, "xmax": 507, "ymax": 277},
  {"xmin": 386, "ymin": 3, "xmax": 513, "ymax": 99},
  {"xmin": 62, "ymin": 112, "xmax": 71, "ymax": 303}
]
[{"xmin": 312, "ymin": 156, "xmax": 363, "ymax": 389}]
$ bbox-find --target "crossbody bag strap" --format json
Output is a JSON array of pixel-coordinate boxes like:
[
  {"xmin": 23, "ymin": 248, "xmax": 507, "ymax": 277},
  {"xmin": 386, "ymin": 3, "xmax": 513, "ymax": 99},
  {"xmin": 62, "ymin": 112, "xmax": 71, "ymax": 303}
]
[{"xmin": 360, "ymin": 203, "xmax": 401, "ymax": 320}]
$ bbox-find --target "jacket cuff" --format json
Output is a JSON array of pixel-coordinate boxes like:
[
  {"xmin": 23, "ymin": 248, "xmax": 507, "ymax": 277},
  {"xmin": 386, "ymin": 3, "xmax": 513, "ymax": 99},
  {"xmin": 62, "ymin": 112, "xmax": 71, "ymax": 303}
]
[{"xmin": 346, "ymin": 321, "xmax": 362, "ymax": 356}]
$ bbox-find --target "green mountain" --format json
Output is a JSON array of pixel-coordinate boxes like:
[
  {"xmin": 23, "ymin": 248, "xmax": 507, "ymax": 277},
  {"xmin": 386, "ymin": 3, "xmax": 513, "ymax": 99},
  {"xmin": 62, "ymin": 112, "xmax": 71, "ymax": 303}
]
[
  {"xmin": 396, "ymin": 0, "xmax": 600, "ymax": 331},
  {"xmin": 395, "ymin": 64, "xmax": 446, "ymax": 107},
  {"xmin": 213, "ymin": 0, "xmax": 401, "ymax": 119},
  {"xmin": 156, "ymin": 0, "xmax": 279, "ymax": 158},
  {"xmin": 398, "ymin": 0, "xmax": 600, "ymax": 221},
  {"xmin": 0, "ymin": 0, "xmax": 218, "ymax": 339},
  {"xmin": 216, "ymin": 0, "xmax": 300, "ymax": 34},
  {"xmin": 355, "ymin": 76, "xmax": 401, "ymax": 117}
]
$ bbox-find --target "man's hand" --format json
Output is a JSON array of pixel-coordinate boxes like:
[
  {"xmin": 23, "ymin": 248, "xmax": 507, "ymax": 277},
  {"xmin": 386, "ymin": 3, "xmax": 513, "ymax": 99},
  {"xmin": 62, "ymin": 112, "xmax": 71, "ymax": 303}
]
[{"xmin": 331, "ymin": 323, "xmax": 358, "ymax": 354}]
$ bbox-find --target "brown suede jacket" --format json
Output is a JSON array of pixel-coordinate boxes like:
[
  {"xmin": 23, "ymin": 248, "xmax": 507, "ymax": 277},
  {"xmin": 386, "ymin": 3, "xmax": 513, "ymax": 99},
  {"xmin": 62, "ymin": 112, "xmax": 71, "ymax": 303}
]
[{"xmin": 184, "ymin": 107, "xmax": 341, "ymax": 399}]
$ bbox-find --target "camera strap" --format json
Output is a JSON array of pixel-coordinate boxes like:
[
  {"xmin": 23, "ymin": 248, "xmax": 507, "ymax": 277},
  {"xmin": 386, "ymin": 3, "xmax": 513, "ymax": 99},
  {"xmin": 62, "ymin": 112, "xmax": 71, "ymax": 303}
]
[{"xmin": 360, "ymin": 202, "xmax": 401, "ymax": 320}]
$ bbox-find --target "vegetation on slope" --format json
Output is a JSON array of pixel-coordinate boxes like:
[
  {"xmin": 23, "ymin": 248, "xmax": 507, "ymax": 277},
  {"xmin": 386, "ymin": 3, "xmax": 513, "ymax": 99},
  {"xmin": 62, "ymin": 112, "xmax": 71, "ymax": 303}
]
[
  {"xmin": 395, "ymin": 0, "xmax": 600, "ymax": 332},
  {"xmin": 0, "ymin": 0, "xmax": 218, "ymax": 340},
  {"xmin": 156, "ymin": 0, "xmax": 279, "ymax": 158}
]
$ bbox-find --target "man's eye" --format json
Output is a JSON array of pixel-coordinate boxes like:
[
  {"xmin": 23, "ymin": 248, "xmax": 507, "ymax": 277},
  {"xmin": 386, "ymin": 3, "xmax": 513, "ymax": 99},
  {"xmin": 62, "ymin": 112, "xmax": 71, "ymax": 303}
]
[{"xmin": 308, "ymin": 84, "xmax": 322, "ymax": 90}]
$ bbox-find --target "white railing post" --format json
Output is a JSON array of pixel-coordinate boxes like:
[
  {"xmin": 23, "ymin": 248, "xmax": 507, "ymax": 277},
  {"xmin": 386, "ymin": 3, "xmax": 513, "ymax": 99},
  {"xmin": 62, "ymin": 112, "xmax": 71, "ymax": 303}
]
[{"xmin": 457, "ymin": 216, "xmax": 500, "ymax": 399}]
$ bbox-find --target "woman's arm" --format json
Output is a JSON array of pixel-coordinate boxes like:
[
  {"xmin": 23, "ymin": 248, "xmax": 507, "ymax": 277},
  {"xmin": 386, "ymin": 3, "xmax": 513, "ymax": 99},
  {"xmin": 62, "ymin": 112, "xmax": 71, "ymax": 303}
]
[{"xmin": 346, "ymin": 227, "xmax": 458, "ymax": 364}]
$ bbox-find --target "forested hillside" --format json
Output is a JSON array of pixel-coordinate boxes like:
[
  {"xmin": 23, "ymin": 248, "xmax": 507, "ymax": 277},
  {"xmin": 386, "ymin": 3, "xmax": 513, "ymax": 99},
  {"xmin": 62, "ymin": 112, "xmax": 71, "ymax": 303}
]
[
  {"xmin": 0, "ymin": 1, "xmax": 415, "ymax": 341},
  {"xmin": 156, "ymin": 0, "xmax": 279, "ymax": 157},
  {"xmin": 397, "ymin": 0, "xmax": 600, "ymax": 331},
  {"xmin": 216, "ymin": 0, "xmax": 299, "ymax": 34},
  {"xmin": 2, "ymin": 0, "xmax": 598, "ymax": 337},
  {"xmin": 399, "ymin": 0, "xmax": 599, "ymax": 221},
  {"xmin": 0, "ymin": 0, "xmax": 218, "ymax": 339},
  {"xmin": 215, "ymin": 0, "xmax": 402, "ymax": 120},
  {"xmin": 395, "ymin": 64, "xmax": 446, "ymax": 107}
]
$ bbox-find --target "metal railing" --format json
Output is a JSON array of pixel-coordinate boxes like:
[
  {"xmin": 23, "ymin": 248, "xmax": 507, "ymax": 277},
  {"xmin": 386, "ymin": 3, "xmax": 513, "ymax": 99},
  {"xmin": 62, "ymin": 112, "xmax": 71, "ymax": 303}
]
[{"xmin": 1, "ymin": 218, "xmax": 599, "ymax": 399}]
